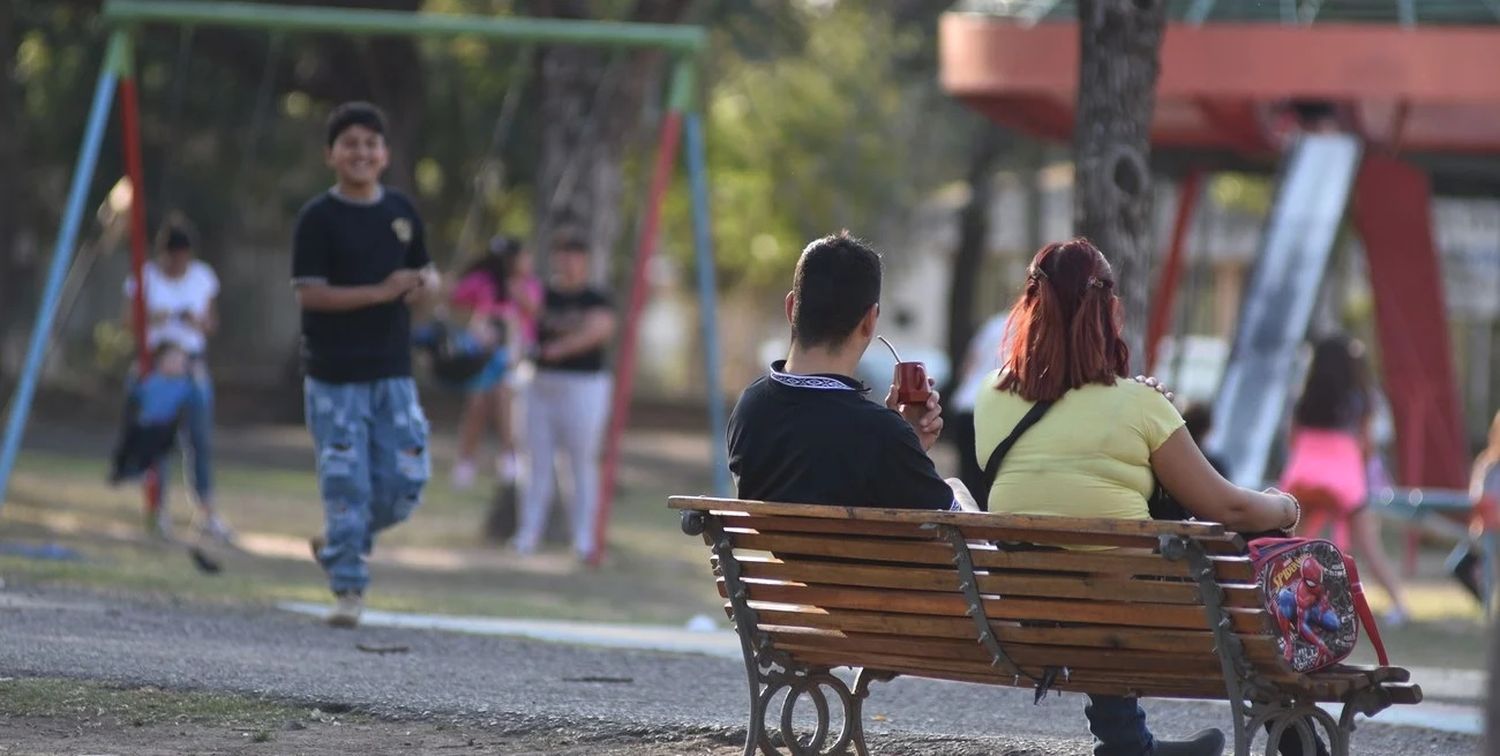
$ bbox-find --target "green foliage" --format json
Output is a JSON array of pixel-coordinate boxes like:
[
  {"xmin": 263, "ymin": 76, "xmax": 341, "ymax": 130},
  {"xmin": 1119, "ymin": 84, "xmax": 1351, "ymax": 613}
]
[{"xmin": 666, "ymin": 1, "xmax": 973, "ymax": 289}]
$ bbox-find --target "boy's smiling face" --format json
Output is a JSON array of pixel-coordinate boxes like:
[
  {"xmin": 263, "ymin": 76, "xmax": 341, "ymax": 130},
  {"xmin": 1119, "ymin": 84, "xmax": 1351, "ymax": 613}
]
[{"xmin": 325, "ymin": 123, "xmax": 388, "ymax": 191}]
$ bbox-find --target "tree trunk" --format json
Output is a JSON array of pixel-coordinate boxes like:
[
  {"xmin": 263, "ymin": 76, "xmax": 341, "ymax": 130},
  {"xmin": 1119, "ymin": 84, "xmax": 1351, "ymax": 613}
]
[
  {"xmin": 0, "ymin": 0, "xmax": 29, "ymax": 380},
  {"xmin": 945, "ymin": 123, "xmax": 1006, "ymax": 390},
  {"xmin": 526, "ymin": 0, "xmax": 691, "ymax": 278},
  {"xmin": 1073, "ymin": 0, "xmax": 1167, "ymax": 370}
]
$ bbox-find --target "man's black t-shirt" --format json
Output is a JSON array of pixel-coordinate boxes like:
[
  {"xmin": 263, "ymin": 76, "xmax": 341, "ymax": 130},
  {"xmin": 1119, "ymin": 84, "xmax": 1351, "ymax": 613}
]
[
  {"xmin": 727, "ymin": 361, "xmax": 954, "ymax": 509},
  {"xmin": 537, "ymin": 286, "xmax": 612, "ymax": 373},
  {"xmin": 291, "ymin": 188, "xmax": 429, "ymax": 383}
]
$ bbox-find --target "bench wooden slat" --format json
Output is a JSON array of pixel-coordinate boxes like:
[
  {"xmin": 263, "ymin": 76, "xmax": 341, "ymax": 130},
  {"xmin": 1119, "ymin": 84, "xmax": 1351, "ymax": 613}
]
[
  {"xmin": 727, "ymin": 556, "xmax": 1261, "ymax": 607},
  {"xmin": 768, "ymin": 631, "xmax": 1229, "ymax": 676},
  {"xmin": 784, "ymin": 649, "xmax": 1233, "ymax": 691},
  {"xmin": 671, "ymin": 496, "xmax": 1229, "ymax": 538},
  {"xmin": 725, "ymin": 580, "xmax": 1268, "ymax": 632},
  {"xmin": 748, "ymin": 605, "xmax": 1281, "ymax": 660},
  {"xmin": 726, "ymin": 531, "xmax": 1256, "ymax": 582},
  {"xmin": 723, "ymin": 515, "xmax": 1246, "ymax": 554}
]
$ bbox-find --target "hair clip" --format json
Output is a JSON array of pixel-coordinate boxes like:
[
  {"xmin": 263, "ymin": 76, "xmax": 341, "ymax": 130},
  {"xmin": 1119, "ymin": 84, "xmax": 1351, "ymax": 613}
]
[
  {"xmin": 1029, "ymin": 267, "xmax": 1048, "ymax": 281},
  {"xmin": 1087, "ymin": 276, "xmax": 1109, "ymax": 289}
]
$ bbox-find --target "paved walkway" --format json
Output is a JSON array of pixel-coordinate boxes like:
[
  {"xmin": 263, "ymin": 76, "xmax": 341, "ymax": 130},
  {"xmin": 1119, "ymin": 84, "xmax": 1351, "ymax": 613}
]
[{"xmin": 279, "ymin": 601, "xmax": 1485, "ymax": 737}]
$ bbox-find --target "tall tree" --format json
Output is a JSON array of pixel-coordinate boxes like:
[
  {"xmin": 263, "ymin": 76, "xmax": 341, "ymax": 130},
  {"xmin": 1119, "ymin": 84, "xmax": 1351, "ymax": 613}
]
[
  {"xmin": 1073, "ymin": 0, "xmax": 1167, "ymax": 368},
  {"xmin": 526, "ymin": 0, "xmax": 692, "ymax": 277}
]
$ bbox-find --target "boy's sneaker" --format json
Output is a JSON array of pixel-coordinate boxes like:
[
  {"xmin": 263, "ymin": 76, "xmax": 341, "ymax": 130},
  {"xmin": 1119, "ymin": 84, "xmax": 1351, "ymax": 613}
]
[
  {"xmin": 327, "ymin": 591, "xmax": 362, "ymax": 628},
  {"xmin": 451, "ymin": 459, "xmax": 477, "ymax": 491}
]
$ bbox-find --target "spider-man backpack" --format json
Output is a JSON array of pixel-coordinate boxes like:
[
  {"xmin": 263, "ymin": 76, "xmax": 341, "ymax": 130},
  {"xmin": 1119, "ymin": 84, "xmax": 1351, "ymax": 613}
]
[{"xmin": 1248, "ymin": 537, "xmax": 1390, "ymax": 673}]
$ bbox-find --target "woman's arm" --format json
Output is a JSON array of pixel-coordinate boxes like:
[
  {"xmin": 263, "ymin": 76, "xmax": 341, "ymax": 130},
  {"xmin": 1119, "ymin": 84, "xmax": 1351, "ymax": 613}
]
[{"xmin": 1151, "ymin": 428, "xmax": 1298, "ymax": 532}]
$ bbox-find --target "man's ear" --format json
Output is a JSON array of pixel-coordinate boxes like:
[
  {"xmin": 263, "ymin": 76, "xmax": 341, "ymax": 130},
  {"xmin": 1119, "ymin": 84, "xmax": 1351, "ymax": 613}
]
[
  {"xmin": 324, "ymin": 146, "xmax": 335, "ymax": 169},
  {"xmin": 858, "ymin": 303, "xmax": 879, "ymax": 338},
  {"xmin": 784, "ymin": 291, "xmax": 796, "ymax": 326}
]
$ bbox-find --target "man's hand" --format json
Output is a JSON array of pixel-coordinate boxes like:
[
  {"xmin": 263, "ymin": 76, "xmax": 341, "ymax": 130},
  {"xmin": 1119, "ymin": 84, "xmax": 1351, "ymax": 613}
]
[
  {"xmin": 382, "ymin": 269, "xmax": 423, "ymax": 302},
  {"xmin": 886, "ymin": 379, "xmax": 944, "ymax": 451}
]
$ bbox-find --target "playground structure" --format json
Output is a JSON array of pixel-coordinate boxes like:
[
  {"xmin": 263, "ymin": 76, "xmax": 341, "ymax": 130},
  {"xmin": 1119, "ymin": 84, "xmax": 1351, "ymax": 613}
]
[
  {"xmin": 0, "ymin": 0, "xmax": 732, "ymax": 566},
  {"xmin": 940, "ymin": 2, "xmax": 1500, "ymax": 598},
  {"xmin": 940, "ymin": 2, "xmax": 1500, "ymax": 487}
]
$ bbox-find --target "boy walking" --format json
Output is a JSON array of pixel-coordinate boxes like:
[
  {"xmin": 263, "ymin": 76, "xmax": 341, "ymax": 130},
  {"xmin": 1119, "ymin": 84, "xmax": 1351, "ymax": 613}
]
[{"xmin": 292, "ymin": 102, "xmax": 438, "ymax": 627}]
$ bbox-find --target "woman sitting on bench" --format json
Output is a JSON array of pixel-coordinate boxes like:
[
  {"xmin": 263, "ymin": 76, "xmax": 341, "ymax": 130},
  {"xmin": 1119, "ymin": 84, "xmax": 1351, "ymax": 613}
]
[{"xmin": 973, "ymin": 238, "xmax": 1310, "ymax": 756}]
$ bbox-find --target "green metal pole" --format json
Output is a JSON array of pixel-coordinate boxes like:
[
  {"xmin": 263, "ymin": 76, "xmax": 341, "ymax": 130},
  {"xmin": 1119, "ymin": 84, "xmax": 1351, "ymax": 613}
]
[{"xmin": 102, "ymin": 0, "xmax": 706, "ymax": 51}]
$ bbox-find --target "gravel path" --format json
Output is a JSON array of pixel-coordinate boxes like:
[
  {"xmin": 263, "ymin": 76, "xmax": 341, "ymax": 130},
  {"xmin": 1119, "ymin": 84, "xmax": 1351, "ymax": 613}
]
[{"xmin": 0, "ymin": 587, "xmax": 1477, "ymax": 755}]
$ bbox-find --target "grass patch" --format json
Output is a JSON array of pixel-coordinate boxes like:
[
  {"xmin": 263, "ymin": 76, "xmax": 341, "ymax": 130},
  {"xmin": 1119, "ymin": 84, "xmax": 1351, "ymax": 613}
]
[
  {"xmin": 0, "ymin": 677, "xmax": 317, "ymax": 730},
  {"xmin": 2, "ymin": 441, "xmax": 723, "ymax": 626}
]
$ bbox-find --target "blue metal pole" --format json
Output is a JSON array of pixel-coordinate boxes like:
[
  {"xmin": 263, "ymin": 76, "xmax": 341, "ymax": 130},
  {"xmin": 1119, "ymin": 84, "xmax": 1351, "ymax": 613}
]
[
  {"xmin": 683, "ymin": 111, "xmax": 730, "ymax": 496},
  {"xmin": 0, "ymin": 34, "xmax": 125, "ymax": 511}
]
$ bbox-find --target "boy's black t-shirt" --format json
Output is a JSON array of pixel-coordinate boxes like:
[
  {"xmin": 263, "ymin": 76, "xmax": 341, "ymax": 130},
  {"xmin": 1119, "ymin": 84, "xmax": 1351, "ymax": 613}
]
[
  {"xmin": 537, "ymin": 286, "xmax": 612, "ymax": 373},
  {"xmin": 291, "ymin": 188, "xmax": 429, "ymax": 383},
  {"xmin": 727, "ymin": 362, "xmax": 954, "ymax": 510}
]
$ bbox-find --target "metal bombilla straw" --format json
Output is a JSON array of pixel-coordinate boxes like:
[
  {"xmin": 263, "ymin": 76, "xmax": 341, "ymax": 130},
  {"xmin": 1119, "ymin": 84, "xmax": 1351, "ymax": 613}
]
[{"xmin": 877, "ymin": 335, "xmax": 902, "ymax": 363}]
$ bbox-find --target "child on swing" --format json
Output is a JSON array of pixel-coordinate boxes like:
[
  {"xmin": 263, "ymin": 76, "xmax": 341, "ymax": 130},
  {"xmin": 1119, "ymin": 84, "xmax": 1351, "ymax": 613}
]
[{"xmin": 110, "ymin": 342, "xmax": 198, "ymax": 486}]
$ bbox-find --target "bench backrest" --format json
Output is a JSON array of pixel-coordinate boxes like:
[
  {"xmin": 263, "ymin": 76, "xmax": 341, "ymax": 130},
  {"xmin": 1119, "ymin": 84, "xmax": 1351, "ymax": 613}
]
[{"xmin": 671, "ymin": 496, "xmax": 1312, "ymax": 701}]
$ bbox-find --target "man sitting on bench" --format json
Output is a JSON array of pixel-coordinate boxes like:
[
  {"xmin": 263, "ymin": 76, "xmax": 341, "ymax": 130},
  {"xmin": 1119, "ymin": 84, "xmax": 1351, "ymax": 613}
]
[
  {"xmin": 727, "ymin": 232, "xmax": 968, "ymax": 511},
  {"xmin": 727, "ymin": 232, "xmax": 1227, "ymax": 756}
]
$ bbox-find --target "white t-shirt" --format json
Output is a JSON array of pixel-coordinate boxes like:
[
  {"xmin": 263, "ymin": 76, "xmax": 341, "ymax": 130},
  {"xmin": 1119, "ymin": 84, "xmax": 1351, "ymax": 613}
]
[
  {"xmin": 952, "ymin": 312, "xmax": 1009, "ymax": 412},
  {"xmin": 123, "ymin": 260, "xmax": 220, "ymax": 355}
]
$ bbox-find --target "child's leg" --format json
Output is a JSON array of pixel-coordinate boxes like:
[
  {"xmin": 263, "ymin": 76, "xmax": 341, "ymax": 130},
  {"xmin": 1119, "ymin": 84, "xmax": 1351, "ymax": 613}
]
[
  {"xmin": 516, "ymin": 374, "xmax": 560, "ymax": 553},
  {"xmin": 456, "ymin": 391, "xmax": 488, "ymax": 463},
  {"xmin": 555, "ymin": 372, "xmax": 611, "ymax": 558},
  {"xmin": 492, "ymin": 383, "xmax": 517, "ymax": 480},
  {"xmin": 304, "ymin": 378, "xmax": 376, "ymax": 595},
  {"xmin": 367, "ymin": 377, "xmax": 430, "ymax": 546}
]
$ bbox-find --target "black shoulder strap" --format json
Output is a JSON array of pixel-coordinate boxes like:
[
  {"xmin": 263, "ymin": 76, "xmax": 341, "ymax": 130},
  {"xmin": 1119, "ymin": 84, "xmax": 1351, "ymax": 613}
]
[{"xmin": 978, "ymin": 401, "xmax": 1053, "ymax": 511}]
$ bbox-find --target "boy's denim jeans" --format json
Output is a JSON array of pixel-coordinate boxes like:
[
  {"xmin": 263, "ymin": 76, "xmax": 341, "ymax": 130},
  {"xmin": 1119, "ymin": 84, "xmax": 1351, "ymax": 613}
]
[{"xmin": 305, "ymin": 377, "xmax": 430, "ymax": 594}]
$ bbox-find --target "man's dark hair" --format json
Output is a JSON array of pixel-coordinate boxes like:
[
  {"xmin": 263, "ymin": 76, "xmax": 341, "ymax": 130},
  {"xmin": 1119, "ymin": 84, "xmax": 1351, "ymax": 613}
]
[
  {"xmin": 158, "ymin": 224, "xmax": 192, "ymax": 252},
  {"xmin": 326, "ymin": 101, "xmax": 387, "ymax": 147},
  {"xmin": 791, "ymin": 232, "xmax": 882, "ymax": 349}
]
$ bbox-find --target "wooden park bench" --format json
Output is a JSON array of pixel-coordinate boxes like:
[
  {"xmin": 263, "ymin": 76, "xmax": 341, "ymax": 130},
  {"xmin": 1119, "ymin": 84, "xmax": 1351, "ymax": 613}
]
[{"xmin": 671, "ymin": 496, "xmax": 1422, "ymax": 756}]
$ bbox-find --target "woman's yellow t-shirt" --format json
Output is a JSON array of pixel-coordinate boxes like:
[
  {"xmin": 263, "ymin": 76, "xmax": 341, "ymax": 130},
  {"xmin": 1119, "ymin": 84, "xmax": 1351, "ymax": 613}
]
[{"xmin": 973, "ymin": 372, "xmax": 1185, "ymax": 522}]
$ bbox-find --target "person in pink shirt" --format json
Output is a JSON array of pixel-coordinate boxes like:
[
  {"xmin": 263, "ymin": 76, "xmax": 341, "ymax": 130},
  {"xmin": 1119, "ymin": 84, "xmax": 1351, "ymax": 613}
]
[{"xmin": 449, "ymin": 236, "xmax": 541, "ymax": 489}]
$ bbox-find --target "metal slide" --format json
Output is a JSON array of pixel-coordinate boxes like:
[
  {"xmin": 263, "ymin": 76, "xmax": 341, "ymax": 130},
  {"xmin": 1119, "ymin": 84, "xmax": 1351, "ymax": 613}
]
[{"xmin": 1207, "ymin": 134, "xmax": 1362, "ymax": 487}]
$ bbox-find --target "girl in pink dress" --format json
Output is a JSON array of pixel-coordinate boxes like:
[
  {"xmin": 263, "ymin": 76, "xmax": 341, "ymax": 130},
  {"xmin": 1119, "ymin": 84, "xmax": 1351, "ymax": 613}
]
[
  {"xmin": 449, "ymin": 236, "xmax": 541, "ymax": 490},
  {"xmin": 1280, "ymin": 335, "xmax": 1409, "ymax": 622}
]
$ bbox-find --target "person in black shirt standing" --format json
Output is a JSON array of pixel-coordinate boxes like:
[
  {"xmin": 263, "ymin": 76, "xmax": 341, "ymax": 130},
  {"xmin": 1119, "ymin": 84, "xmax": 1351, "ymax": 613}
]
[
  {"xmin": 728, "ymin": 231, "xmax": 969, "ymax": 511},
  {"xmin": 516, "ymin": 234, "xmax": 617, "ymax": 560},
  {"xmin": 291, "ymin": 102, "xmax": 439, "ymax": 627}
]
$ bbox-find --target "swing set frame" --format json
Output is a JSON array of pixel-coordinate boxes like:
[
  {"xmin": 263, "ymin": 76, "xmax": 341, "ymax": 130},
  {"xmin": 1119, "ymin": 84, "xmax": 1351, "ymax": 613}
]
[{"xmin": 0, "ymin": 0, "xmax": 731, "ymax": 565}]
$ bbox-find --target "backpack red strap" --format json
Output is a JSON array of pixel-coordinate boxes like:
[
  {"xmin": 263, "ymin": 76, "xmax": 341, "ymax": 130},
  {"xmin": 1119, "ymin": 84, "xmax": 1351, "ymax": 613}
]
[{"xmin": 1344, "ymin": 556, "xmax": 1390, "ymax": 666}]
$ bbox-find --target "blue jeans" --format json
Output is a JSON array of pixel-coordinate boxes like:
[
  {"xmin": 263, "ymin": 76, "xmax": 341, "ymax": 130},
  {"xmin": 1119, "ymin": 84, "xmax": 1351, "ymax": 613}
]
[
  {"xmin": 1087, "ymin": 695, "xmax": 1154, "ymax": 756},
  {"xmin": 305, "ymin": 377, "xmax": 430, "ymax": 594},
  {"xmin": 130, "ymin": 362, "xmax": 214, "ymax": 508}
]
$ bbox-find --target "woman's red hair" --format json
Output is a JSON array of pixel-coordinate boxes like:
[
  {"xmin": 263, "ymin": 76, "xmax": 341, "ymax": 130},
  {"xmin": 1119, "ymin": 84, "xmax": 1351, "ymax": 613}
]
[{"xmin": 997, "ymin": 238, "xmax": 1130, "ymax": 402}]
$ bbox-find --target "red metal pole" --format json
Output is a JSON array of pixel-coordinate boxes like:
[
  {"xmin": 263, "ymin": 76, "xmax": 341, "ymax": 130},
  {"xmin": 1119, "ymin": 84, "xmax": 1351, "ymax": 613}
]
[
  {"xmin": 1145, "ymin": 169, "xmax": 1203, "ymax": 374},
  {"xmin": 121, "ymin": 78, "xmax": 150, "ymax": 374},
  {"xmin": 120, "ymin": 76, "xmax": 159, "ymax": 516},
  {"xmin": 591, "ymin": 111, "xmax": 684, "ymax": 567}
]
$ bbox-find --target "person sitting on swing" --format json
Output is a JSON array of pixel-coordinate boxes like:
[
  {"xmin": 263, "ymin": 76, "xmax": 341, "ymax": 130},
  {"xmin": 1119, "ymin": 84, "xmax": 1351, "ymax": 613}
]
[{"xmin": 110, "ymin": 342, "xmax": 199, "ymax": 488}]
